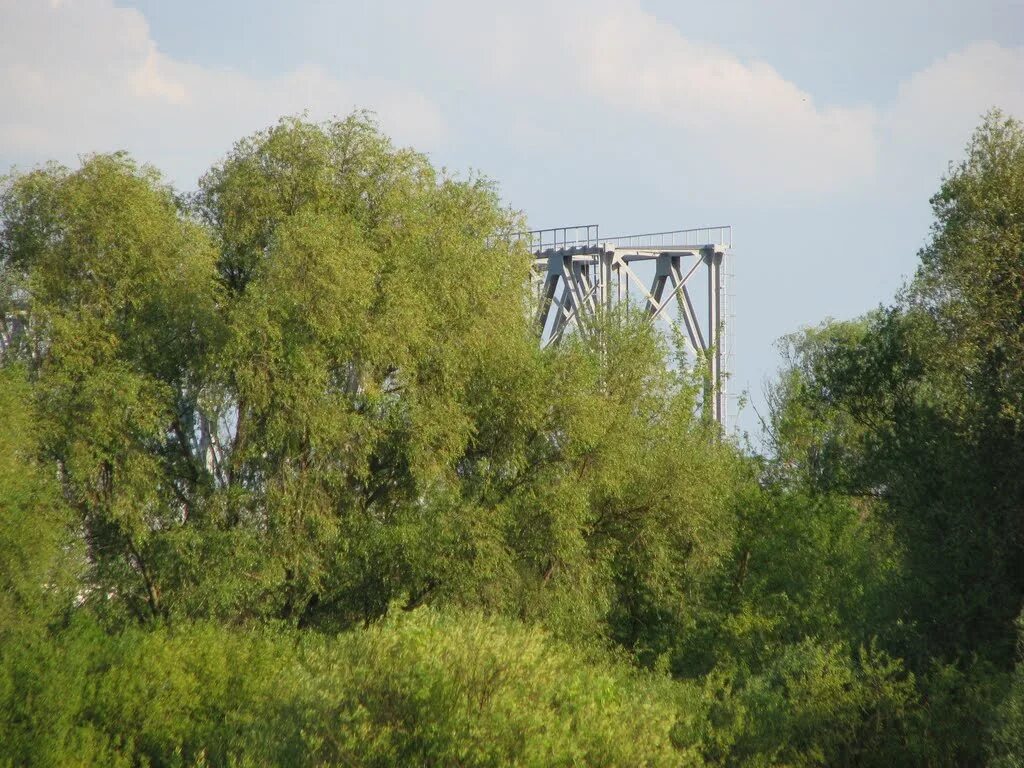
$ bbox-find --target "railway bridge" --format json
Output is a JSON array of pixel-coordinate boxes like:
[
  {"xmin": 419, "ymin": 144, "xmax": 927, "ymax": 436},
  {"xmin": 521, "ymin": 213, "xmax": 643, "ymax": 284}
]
[{"xmin": 523, "ymin": 224, "xmax": 732, "ymax": 425}]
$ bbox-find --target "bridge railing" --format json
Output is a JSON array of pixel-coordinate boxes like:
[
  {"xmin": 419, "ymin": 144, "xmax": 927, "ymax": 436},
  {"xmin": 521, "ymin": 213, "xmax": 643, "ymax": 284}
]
[
  {"xmin": 511, "ymin": 224, "xmax": 600, "ymax": 253},
  {"xmin": 507, "ymin": 225, "xmax": 731, "ymax": 254},
  {"xmin": 599, "ymin": 226, "xmax": 732, "ymax": 250}
]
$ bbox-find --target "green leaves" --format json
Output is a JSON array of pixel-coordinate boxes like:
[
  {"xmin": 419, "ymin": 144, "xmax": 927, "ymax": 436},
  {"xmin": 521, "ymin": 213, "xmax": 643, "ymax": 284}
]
[
  {"xmin": 16, "ymin": 109, "xmax": 1024, "ymax": 766},
  {"xmin": 0, "ymin": 114, "xmax": 738, "ymax": 643},
  {"xmin": 0, "ymin": 609, "xmax": 708, "ymax": 768},
  {"xmin": 0, "ymin": 366, "xmax": 81, "ymax": 631}
]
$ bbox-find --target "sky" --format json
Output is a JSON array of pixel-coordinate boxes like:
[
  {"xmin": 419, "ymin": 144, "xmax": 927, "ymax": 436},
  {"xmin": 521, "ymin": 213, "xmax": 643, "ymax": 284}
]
[{"xmin": 3, "ymin": 0, "xmax": 1024, "ymax": 435}]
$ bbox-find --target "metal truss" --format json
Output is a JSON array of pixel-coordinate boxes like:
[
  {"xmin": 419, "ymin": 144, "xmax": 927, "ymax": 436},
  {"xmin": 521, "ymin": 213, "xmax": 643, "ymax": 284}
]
[{"xmin": 526, "ymin": 225, "xmax": 731, "ymax": 425}]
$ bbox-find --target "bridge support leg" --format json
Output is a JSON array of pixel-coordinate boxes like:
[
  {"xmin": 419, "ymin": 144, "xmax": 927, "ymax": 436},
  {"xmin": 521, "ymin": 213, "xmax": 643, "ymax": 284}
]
[
  {"xmin": 702, "ymin": 245, "xmax": 724, "ymax": 425},
  {"xmin": 600, "ymin": 250, "xmax": 614, "ymax": 313}
]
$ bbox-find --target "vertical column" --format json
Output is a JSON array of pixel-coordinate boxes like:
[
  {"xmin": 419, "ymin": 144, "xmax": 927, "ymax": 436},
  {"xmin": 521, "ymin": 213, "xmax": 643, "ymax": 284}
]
[
  {"xmin": 702, "ymin": 245, "xmax": 724, "ymax": 426},
  {"xmin": 648, "ymin": 254, "xmax": 671, "ymax": 317},
  {"xmin": 600, "ymin": 249, "xmax": 614, "ymax": 313},
  {"xmin": 536, "ymin": 255, "xmax": 560, "ymax": 336}
]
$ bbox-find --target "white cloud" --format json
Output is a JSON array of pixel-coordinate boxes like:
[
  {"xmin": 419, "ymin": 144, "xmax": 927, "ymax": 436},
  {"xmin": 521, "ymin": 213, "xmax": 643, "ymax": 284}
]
[
  {"xmin": 0, "ymin": 0, "xmax": 445, "ymax": 186},
  {"xmin": 884, "ymin": 41, "xmax": 1024, "ymax": 189},
  {"xmin": 425, "ymin": 0, "xmax": 1024, "ymax": 202},
  {"xmin": 573, "ymin": 6, "xmax": 879, "ymax": 197},
  {"xmin": 4, "ymin": 0, "xmax": 1023, "ymax": 205},
  {"xmin": 424, "ymin": 0, "xmax": 879, "ymax": 199}
]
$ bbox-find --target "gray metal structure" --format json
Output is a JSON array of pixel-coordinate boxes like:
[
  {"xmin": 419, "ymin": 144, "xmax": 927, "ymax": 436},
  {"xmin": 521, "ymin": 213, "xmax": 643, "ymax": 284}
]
[{"xmin": 524, "ymin": 224, "xmax": 731, "ymax": 425}]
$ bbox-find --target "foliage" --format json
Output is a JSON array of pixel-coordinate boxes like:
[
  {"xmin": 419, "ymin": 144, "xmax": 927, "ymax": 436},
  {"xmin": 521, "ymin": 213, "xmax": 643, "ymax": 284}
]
[
  {"xmin": 0, "ymin": 117, "xmax": 739, "ymax": 642},
  {"xmin": 764, "ymin": 112, "xmax": 1024, "ymax": 670},
  {"xmin": 0, "ymin": 366, "xmax": 81, "ymax": 632},
  {"xmin": 0, "ymin": 608, "xmax": 707, "ymax": 768},
  {"xmin": 992, "ymin": 617, "xmax": 1024, "ymax": 767},
  {"xmin": 4, "ymin": 110, "xmax": 1024, "ymax": 766}
]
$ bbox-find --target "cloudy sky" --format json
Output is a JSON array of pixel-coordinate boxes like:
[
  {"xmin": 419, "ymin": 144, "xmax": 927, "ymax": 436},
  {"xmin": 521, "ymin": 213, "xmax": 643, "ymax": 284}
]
[{"xmin": 3, "ymin": 0, "xmax": 1023, "ymax": 433}]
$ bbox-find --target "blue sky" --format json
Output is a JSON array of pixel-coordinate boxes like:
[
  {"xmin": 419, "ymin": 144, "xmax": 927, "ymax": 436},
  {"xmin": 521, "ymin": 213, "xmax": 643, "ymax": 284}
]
[{"xmin": 3, "ymin": 0, "xmax": 1024, "ymax": 435}]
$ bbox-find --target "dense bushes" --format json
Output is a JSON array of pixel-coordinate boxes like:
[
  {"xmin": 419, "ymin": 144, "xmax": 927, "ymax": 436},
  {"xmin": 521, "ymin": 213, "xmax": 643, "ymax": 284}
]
[
  {"xmin": 994, "ymin": 634, "xmax": 1024, "ymax": 767},
  {"xmin": 0, "ymin": 610, "xmax": 708, "ymax": 767},
  {"xmin": 0, "ymin": 606, "xmax": 952, "ymax": 768}
]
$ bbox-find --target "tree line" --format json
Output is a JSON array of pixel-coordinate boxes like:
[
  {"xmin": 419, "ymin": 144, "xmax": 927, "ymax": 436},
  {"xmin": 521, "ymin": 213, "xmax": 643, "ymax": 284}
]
[{"xmin": 2, "ymin": 111, "xmax": 1024, "ymax": 766}]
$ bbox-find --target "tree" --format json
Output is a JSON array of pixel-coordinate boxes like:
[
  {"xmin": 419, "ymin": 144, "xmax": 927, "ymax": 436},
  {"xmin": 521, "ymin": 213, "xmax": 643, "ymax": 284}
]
[
  {"xmin": 765, "ymin": 111, "xmax": 1024, "ymax": 665},
  {"xmin": 0, "ymin": 366, "xmax": 81, "ymax": 632},
  {"xmin": 1, "ymin": 153, "xmax": 222, "ymax": 623},
  {"xmin": 0, "ymin": 115, "xmax": 739, "ymax": 645}
]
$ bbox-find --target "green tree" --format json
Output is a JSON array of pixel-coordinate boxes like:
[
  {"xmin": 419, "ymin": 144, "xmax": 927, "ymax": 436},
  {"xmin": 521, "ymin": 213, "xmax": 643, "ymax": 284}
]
[
  {"xmin": 0, "ymin": 115, "xmax": 740, "ymax": 648},
  {"xmin": 1, "ymin": 153, "xmax": 223, "ymax": 624},
  {"xmin": 764, "ymin": 113, "xmax": 1024, "ymax": 665},
  {"xmin": 0, "ymin": 366, "xmax": 80, "ymax": 632}
]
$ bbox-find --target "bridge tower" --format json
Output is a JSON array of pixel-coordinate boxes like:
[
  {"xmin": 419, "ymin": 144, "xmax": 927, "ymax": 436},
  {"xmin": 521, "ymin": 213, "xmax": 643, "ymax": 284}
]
[{"xmin": 525, "ymin": 224, "xmax": 732, "ymax": 426}]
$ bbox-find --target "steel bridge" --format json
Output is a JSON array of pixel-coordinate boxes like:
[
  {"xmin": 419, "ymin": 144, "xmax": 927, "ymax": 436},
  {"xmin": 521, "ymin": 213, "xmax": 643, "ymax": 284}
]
[{"xmin": 521, "ymin": 224, "xmax": 732, "ymax": 426}]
